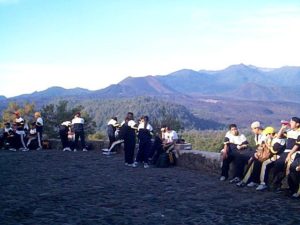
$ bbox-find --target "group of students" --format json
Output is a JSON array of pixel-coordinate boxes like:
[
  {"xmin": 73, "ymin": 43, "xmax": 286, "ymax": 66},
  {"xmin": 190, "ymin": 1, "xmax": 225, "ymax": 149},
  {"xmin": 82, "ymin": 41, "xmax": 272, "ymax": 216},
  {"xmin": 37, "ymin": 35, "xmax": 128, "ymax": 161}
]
[
  {"xmin": 0, "ymin": 112, "xmax": 44, "ymax": 151},
  {"xmin": 59, "ymin": 112, "xmax": 88, "ymax": 152},
  {"xmin": 219, "ymin": 117, "xmax": 300, "ymax": 198},
  {"xmin": 106, "ymin": 112, "xmax": 179, "ymax": 168}
]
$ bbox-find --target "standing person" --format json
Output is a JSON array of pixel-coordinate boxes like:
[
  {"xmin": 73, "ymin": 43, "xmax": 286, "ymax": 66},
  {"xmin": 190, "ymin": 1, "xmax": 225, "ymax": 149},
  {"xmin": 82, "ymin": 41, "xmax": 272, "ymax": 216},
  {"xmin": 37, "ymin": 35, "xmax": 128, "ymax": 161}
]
[
  {"xmin": 119, "ymin": 112, "xmax": 137, "ymax": 167},
  {"xmin": 107, "ymin": 117, "xmax": 119, "ymax": 149},
  {"xmin": 59, "ymin": 121, "xmax": 72, "ymax": 151},
  {"xmin": 14, "ymin": 111, "xmax": 28, "ymax": 151},
  {"xmin": 34, "ymin": 112, "xmax": 43, "ymax": 150},
  {"xmin": 72, "ymin": 112, "xmax": 87, "ymax": 152},
  {"xmin": 136, "ymin": 116, "xmax": 153, "ymax": 168}
]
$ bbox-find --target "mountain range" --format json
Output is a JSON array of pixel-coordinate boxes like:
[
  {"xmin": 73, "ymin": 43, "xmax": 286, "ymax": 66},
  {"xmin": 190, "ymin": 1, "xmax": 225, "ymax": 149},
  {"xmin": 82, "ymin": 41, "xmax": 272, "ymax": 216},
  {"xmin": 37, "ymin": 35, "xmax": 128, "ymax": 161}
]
[{"xmin": 1, "ymin": 64, "xmax": 299, "ymax": 130}]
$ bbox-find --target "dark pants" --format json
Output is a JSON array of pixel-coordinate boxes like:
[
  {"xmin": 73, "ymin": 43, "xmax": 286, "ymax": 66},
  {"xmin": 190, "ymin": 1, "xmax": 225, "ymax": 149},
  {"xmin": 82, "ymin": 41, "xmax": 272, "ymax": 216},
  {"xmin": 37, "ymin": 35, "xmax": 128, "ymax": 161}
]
[
  {"xmin": 221, "ymin": 148, "xmax": 253, "ymax": 179},
  {"xmin": 74, "ymin": 131, "xmax": 86, "ymax": 150},
  {"xmin": 108, "ymin": 135, "xmax": 116, "ymax": 149},
  {"xmin": 250, "ymin": 159, "xmax": 262, "ymax": 184},
  {"xmin": 271, "ymin": 152, "xmax": 288, "ymax": 188},
  {"xmin": 288, "ymin": 155, "xmax": 300, "ymax": 193},
  {"xmin": 59, "ymin": 132, "xmax": 69, "ymax": 149},
  {"xmin": 136, "ymin": 141, "xmax": 152, "ymax": 163},
  {"xmin": 124, "ymin": 139, "xmax": 136, "ymax": 164}
]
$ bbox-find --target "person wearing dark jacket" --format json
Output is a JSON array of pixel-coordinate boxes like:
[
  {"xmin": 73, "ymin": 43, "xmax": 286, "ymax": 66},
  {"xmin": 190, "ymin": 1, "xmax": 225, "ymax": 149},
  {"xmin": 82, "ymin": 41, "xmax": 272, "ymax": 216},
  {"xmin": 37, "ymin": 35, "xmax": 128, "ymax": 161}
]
[
  {"xmin": 119, "ymin": 112, "xmax": 137, "ymax": 167},
  {"xmin": 135, "ymin": 115, "xmax": 153, "ymax": 168},
  {"xmin": 72, "ymin": 112, "xmax": 87, "ymax": 152},
  {"xmin": 59, "ymin": 121, "xmax": 72, "ymax": 151},
  {"xmin": 107, "ymin": 117, "xmax": 119, "ymax": 149}
]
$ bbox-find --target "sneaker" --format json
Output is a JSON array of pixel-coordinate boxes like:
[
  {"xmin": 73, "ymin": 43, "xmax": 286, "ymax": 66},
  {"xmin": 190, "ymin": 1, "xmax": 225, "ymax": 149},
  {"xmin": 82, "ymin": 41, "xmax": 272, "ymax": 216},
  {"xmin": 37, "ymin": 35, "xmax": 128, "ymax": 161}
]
[
  {"xmin": 73, "ymin": 149, "xmax": 77, "ymax": 152},
  {"xmin": 9, "ymin": 148, "xmax": 16, "ymax": 151},
  {"xmin": 132, "ymin": 162, "xmax": 138, "ymax": 168},
  {"xmin": 247, "ymin": 182, "xmax": 258, "ymax": 187},
  {"xmin": 219, "ymin": 176, "xmax": 226, "ymax": 181},
  {"xmin": 229, "ymin": 177, "xmax": 241, "ymax": 183},
  {"xmin": 144, "ymin": 163, "xmax": 149, "ymax": 169},
  {"xmin": 292, "ymin": 193, "xmax": 300, "ymax": 198},
  {"xmin": 22, "ymin": 148, "xmax": 29, "ymax": 151},
  {"xmin": 256, "ymin": 184, "xmax": 268, "ymax": 191},
  {"xmin": 36, "ymin": 147, "xmax": 42, "ymax": 151},
  {"xmin": 236, "ymin": 181, "xmax": 246, "ymax": 187},
  {"xmin": 102, "ymin": 148, "xmax": 110, "ymax": 152},
  {"xmin": 83, "ymin": 148, "xmax": 88, "ymax": 152},
  {"xmin": 124, "ymin": 163, "xmax": 129, "ymax": 166}
]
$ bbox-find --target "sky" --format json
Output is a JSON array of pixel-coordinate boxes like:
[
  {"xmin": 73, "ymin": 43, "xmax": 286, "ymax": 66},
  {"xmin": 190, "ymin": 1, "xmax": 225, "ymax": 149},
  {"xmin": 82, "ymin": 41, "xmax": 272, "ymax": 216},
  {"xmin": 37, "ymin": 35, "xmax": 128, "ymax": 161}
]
[{"xmin": 0, "ymin": 0, "xmax": 300, "ymax": 97}]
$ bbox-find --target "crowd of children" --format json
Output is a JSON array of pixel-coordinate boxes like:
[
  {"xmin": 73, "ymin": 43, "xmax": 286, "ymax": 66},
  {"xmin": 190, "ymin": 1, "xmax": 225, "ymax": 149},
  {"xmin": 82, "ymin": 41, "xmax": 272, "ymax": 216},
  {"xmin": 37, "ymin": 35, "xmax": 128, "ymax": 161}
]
[
  {"xmin": 103, "ymin": 112, "xmax": 179, "ymax": 169},
  {"xmin": 219, "ymin": 117, "xmax": 300, "ymax": 198},
  {"xmin": 0, "ymin": 111, "xmax": 43, "ymax": 151}
]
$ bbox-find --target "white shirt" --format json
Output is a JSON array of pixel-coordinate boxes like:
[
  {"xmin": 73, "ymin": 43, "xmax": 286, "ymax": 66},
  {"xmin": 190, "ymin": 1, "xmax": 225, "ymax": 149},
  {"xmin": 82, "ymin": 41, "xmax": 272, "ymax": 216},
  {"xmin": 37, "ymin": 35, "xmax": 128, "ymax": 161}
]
[
  {"xmin": 225, "ymin": 131, "xmax": 247, "ymax": 145},
  {"xmin": 138, "ymin": 122, "xmax": 153, "ymax": 131},
  {"xmin": 72, "ymin": 117, "xmax": 84, "ymax": 124},
  {"xmin": 36, "ymin": 117, "xmax": 43, "ymax": 126},
  {"xmin": 165, "ymin": 130, "xmax": 178, "ymax": 143}
]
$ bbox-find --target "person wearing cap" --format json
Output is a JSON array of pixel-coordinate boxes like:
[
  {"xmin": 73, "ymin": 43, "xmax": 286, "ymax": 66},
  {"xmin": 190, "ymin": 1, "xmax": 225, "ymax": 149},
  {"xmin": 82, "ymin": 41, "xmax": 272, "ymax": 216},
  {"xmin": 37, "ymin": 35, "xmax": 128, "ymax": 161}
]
[
  {"xmin": 71, "ymin": 112, "xmax": 87, "ymax": 152},
  {"xmin": 34, "ymin": 112, "xmax": 44, "ymax": 150},
  {"xmin": 251, "ymin": 121, "xmax": 265, "ymax": 146},
  {"xmin": 14, "ymin": 112, "xmax": 28, "ymax": 151},
  {"xmin": 220, "ymin": 124, "xmax": 249, "ymax": 182},
  {"xmin": 255, "ymin": 127, "xmax": 286, "ymax": 191},
  {"xmin": 59, "ymin": 121, "xmax": 72, "ymax": 151},
  {"xmin": 271, "ymin": 117, "xmax": 300, "ymax": 191},
  {"xmin": 237, "ymin": 127, "xmax": 286, "ymax": 189}
]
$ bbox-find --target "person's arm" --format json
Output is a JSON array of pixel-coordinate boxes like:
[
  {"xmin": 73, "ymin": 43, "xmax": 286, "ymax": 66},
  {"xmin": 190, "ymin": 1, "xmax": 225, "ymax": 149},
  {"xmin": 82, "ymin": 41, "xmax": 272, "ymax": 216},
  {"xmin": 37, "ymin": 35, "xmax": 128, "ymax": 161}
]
[{"xmin": 285, "ymin": 144, "xmax": 299, "ymax": 163}]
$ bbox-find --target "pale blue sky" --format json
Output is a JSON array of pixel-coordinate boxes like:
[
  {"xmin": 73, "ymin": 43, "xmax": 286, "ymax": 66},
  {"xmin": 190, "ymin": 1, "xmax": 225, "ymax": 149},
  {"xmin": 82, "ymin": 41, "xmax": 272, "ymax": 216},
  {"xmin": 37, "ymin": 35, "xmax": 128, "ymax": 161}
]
[{"xmin": 1, "ymin": 0, "xmax": 300, "ymax": 97}]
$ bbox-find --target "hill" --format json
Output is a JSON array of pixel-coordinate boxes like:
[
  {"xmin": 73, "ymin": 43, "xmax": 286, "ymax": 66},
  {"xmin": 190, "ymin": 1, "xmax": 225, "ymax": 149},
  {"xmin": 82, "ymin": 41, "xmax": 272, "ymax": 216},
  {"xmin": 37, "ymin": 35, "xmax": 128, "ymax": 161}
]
[{"xmin": 1, "ymin": 64, "xmax": 300, "ymax": 131}]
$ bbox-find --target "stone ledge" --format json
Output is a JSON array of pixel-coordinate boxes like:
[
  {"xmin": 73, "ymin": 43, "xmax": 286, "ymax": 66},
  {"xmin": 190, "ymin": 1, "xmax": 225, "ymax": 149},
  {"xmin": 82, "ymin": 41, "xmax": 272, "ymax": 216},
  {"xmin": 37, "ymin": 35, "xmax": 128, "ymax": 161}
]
[
  {"xmin": 46, "ymin": 139, "xmax": 107, "ymax": 150},
  {"xmin": 176, "ymin": 150, "xmax": 221, "ymax": 174}
]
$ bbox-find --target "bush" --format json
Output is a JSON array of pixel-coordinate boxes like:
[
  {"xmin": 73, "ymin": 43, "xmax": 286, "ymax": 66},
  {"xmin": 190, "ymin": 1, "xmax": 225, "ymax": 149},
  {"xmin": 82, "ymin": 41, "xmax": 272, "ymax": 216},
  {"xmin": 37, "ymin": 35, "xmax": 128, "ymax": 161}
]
[
  {"xmin": 88, "ymin": 132, "xmax": 106, "ymax": 141},
  {"xmin": 182, "ymin": 129, "xmax": 256, "ymax": 152}
]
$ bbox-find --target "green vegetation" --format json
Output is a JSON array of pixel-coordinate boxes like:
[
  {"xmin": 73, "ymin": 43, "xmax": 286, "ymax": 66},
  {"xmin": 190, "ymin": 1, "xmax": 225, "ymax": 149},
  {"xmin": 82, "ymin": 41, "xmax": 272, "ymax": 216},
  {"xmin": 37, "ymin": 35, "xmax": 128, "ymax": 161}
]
[
  {"xmin": 40, "ymin": 101, "xmax": 96, "ymax": 138},
  {"xmin": 182, "ymin": 129, "xmax": 256, "ymax": 152}
]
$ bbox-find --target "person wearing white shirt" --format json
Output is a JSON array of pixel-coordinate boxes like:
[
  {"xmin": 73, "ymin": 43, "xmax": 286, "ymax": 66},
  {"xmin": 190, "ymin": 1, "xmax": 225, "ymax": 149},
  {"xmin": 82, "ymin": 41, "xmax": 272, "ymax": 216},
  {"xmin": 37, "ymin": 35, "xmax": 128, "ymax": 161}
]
[{"xmin": 220, "ymin": 124, "xmax": 249, "ymax": 182}]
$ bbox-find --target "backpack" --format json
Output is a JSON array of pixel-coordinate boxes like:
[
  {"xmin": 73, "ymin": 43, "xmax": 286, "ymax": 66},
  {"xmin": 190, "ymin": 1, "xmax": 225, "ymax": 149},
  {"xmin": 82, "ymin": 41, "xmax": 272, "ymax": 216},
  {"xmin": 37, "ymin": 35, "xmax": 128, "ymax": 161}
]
[{"xmin": 156, "ymin": 152, "xmax": 170, "ymax": 168}]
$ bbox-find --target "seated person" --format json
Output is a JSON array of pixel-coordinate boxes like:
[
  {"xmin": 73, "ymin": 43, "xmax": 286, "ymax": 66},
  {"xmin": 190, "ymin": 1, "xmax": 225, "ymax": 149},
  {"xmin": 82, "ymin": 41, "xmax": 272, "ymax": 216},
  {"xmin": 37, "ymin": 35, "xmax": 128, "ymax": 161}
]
[
  {"xmin": 1, "ymin": 122, "xmax": 16, "ymax": 150},
  {"xmin": 220, "ymin": 124, "xmax": 249, "ymax": 182},
  {"xmin": 26, "ymin": 122, "xmax": 38, "ymax": 150},
  {"xmin": 162, "ymin": 125, "xmax": 178, "ymax": 153}
]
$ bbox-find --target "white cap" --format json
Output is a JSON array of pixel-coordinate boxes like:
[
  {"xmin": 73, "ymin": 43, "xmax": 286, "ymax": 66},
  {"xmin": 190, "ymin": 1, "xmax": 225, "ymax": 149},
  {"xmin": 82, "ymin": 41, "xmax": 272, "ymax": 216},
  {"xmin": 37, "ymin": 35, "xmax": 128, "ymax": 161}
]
[{"xmin": 251, "ymin": 121, "xmax": 261, "ymax": 129}]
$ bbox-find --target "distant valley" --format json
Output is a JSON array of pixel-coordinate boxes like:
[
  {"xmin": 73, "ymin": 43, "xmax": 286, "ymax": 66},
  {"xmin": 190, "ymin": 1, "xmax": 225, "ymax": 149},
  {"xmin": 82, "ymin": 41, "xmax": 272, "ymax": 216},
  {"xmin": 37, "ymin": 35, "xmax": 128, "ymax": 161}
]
[{"xmin": 1, "ymin": 64, "xmax": 299, "ymax": 130}]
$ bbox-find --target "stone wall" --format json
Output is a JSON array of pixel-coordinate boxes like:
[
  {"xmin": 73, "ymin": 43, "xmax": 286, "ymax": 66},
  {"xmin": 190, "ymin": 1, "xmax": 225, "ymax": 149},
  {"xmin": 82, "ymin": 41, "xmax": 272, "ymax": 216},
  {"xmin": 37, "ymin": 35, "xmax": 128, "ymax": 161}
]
[
  {"xmin": 176, "ymin": 150, "xmax": 221, "ymax": 174},
  {"xmin": 46, "ymin": 139, "xmax": 107, "ymax": 150}
]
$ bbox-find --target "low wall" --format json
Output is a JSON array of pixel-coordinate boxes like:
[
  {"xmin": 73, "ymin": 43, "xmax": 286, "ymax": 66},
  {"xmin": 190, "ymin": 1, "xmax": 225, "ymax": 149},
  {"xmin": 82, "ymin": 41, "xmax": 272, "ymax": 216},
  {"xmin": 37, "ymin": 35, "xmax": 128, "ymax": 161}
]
[
  {"xmin": 47, "ymin": 139, "xmax": 107, "ymax": 150},
  {"xmin": 47, "ymin": 139, "xmax": 222, "ymax": 174},
  {"xmin": 176, "ymin": 150, "xmax": 221, "ymax": 175}
]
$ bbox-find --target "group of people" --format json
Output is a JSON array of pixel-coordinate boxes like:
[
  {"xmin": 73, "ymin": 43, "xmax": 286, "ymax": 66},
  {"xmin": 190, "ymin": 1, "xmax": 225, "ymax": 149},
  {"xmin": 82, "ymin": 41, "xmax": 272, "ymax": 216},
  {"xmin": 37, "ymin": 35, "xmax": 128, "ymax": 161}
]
[
  {"xmin": 0, "ymin": 112, "xmax": 43, "ymax": 151},
  {"xmin": 219, "ymin": 117, "xmax": 300, "ymax": 198},
  {"xmin": 105, "ymin": 112, "xmax": 179, "ymax": 168},
  {"xmin": 59, "ymin": 112, "xmax": 88, "ymax": 152}
]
